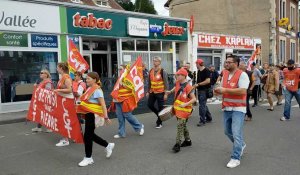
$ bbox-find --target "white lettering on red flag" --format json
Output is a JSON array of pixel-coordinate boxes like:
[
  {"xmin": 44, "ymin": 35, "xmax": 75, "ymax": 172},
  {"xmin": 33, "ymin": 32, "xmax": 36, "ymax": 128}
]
[
  {"xmin": 27, "ymin": 87, "xmax": 83, "ymax": 143},
  {"xmin": 68, "ymin": 39, "xmax": 89, "ymax": 73}
]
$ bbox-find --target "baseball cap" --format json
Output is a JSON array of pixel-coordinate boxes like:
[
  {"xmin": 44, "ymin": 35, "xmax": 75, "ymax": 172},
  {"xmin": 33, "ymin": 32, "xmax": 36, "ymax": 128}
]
[
  {"xmin": 176, "ymin": 68, "xmax": 188, "ymax": 76},
  {"xmin": 196, "ymin": 58, "xmax": 204, "ymax": 64},
  {"xmin": 287, "ymin": 59, "xmax": 295, "ymax": 65}
]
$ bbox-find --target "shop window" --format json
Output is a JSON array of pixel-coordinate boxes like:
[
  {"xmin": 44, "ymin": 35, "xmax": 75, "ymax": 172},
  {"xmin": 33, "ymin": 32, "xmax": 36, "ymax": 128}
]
[
  {"xmin": 213, "ymin": 50, "xmax": 222, "ymax": 54},
  {"xmin": 136, "ymin": 40, "xmax": 148, "ymax": 51},
  {"xmin": 237, "ymin": 50, "xmax": 252, "ymax": 55},
  {"xmin": 176, "ymin": 43, "xmax": 180, "ymax": 54},
  {"xmin": 162, "ymin": 41, "xmax": 172, "ymax": 51},
  {"xmin": 150, "ymin": 53, "xmax": 173, "ymax": 73},
  {"xmin": 110, "ymin": 40, "xmax": 117, "ymax": 51},
  {"xmin": 150, "ymin": 41, "xmax": 161, "ymax": 51},
  {"xmin": 199, "ymin": 55, "xmax": 213, "ymax": 67},
  {"xmin": 122, "ymin": 39, "xmax": 135, "ymax": 51},
  {"xmin": 92, "ymin": 40, "xmax": 108, "ymax": 51},
  {"xmin": 0, "ymin": 51, "xmax": 58, "ymax": 103},
  {"xmin": 83, "ymin": 40, "xmax": 90, "ymax": 50},
  {"xmin": 198, "ymin": 49, "xmax": 212, "ymax": 53}
]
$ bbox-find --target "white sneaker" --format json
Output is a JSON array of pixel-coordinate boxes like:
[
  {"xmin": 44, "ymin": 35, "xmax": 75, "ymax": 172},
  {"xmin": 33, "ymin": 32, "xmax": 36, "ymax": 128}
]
[
  {"xmin": 155, "ymin": 124, "xmax": 162, "ymax": 129},
  {"xmin": 114, "ymin": 134, "xmax": 125, "ymax": 139},
  {"xmin": 226, "ymin": 159, "xmax": 240, "ymax": 168},
  {"xmin": 32, "ymin": 127, "xmax": 42, "ymax": 132},
  {"xmin": 105, "ymin": 143, "xmax": 115, "ymax": 158},
  {"xmin": 78, "ymin": 157, "xmax": 94, "ymax": 167},
  {"xmin": 45, "ymin": 129, "xmax": 53, "ymax": 133},
  {"xmin": 55, "ymin": 139, "xmax": 69, "ymax": 147},
  {"xmin": 280, "ymin": 117, "xmax": 287, "ymax": 121},
  {"xmin": 139, "ymin": 125, "xmax": 144, "ymax": 136},
  {"xmin": 241, "ymin": 144, "xmax": 246, "ymax": 157}
]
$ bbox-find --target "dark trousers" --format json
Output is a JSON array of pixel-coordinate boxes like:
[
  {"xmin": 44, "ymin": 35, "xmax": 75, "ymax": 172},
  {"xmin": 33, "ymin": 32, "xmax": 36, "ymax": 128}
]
[
  {"xmin": 84, "ymin": 113, "xmax": 108, "ymax": 158},
  {"xmin": 246, "ymin": 94, "xmax": 252, "ymax": 118},
  {"xmin": 147, "ymin": 92, "xmax": 165, "ymax": 125},
  {"xmin": 252, "ymin": 85, "xmax": 259, "ymax": 105},
  {"xmin": 258, "ymin": 84, "xmax": 262, "ymax": 99},
  {"xmin": 198, "ymin": 91, "xmax": 212, "ymax": 123}
]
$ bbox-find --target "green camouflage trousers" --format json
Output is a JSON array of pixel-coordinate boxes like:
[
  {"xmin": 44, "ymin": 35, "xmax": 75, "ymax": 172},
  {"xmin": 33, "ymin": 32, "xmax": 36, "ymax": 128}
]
[{"xmin": 176, "ymin": 118, "xmax": 190, "ymax": 144}]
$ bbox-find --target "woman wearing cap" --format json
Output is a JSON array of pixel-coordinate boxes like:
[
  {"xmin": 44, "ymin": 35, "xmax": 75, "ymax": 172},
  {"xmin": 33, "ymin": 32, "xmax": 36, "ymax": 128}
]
[
  {"xmin": 165, "ymin": 68, "xmax": 196, "ymax": 153},
  {"xmin": 77, "ymin": 72, "xmax": 115, "ymax": 167},
  {"xmin": 31, "ymin": 69, "xmax": 53, "ymax": 133}
]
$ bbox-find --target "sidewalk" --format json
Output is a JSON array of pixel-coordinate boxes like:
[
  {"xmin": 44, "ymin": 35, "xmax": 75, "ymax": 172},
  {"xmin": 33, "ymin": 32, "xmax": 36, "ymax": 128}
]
[{"xmin": 0, "ymin": 111, "xmax": 27, "ymax": 125}]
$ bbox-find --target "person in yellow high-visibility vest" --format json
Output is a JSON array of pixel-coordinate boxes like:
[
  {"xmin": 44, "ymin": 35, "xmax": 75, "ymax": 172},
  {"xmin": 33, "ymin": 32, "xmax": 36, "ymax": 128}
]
[{"xmin": 165, "ymin": 68, "xmax": 196, "ymax": 153}]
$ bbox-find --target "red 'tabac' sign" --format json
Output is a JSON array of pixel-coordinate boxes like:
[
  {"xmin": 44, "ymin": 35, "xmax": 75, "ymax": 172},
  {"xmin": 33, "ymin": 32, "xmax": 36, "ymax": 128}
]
[{"xmin": 27, "ymin": 87, "xmax": 83, "ymax": 143}]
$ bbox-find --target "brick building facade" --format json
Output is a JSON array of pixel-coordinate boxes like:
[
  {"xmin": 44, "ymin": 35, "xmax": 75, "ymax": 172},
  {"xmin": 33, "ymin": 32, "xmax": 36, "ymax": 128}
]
[{"xmin": 165, "ymin": 0, "xmax": 299, "ymax": 65}]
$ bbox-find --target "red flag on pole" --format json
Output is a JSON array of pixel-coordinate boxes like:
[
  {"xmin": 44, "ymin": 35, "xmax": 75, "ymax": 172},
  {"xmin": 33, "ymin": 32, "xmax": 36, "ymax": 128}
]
[
  {"xmin": 27, "ymin": 87, "xmax": 84, "ymax": 143},
  {"xmin": 68, "ymin": 39, "xmax": 89, "ymax": 74},
  {"xmin": 122, "ymin": 56, "xmax": 145, "ymax": 103}
]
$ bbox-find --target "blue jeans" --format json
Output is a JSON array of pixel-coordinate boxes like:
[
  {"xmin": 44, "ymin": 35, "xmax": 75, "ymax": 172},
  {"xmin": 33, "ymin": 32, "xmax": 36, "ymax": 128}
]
[
  {"xmin": 283, "ymin": 89, "xmax": 300, "ymax": 119},
  {"xmin": 115, "ymin": 103, "xmax": 143, "ymax": 137},
  {"xmin": 223, "ymin": 111, "xmax": 246, "ymax": 160},
  {"xmin": 198, "ymin": 91, "xmax": 212, "ymax": 123}
]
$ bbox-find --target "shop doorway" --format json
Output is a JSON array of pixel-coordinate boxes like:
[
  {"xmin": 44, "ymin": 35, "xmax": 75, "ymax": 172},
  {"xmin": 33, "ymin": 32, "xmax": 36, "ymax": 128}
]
[{"xmin": 92, "ymin": 54, "xmax": 108, "ymax": 78}]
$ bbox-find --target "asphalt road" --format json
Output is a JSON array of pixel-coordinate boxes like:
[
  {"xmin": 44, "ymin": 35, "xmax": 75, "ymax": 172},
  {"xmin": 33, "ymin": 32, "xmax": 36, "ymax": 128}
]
[{"xmin": 0, "ymin": 99, "xmax": 299, "ymax": 175}]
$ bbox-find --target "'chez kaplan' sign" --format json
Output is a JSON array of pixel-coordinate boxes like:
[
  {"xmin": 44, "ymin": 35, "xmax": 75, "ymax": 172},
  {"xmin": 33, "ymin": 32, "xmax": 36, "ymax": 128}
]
[
  {"xmin": 198, "ymin": 33, "xmax": 255, "ymax": 49},
  {"xmin": 0, "ymin": 1, "xmax": 60, "ymax": 33}
]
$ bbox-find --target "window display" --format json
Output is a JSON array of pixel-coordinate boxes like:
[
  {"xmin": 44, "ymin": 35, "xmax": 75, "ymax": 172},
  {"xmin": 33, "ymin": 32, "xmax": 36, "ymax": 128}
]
[{"xmin": 0, "ymin": 51, "xmax": 58, "ymax": 103}]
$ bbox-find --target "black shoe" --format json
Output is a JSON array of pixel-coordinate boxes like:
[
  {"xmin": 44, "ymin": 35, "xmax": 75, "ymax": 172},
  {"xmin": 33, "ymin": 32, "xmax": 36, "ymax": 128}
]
[
  {"xmin": 206, "ymin": 120, "xmax": 212, "ymax": 123},
  {"xmin": 252, "ymin": 104, "xmax": 257, "ymax": 107},
  {"xmin": 181, "ymin": 140, "xmax": 192, "ymax": 147},
  {"xmin": 197, "ymin": 122, "xmax": 205, "ymax": 127},
  {"xmin": 172, "ymin": 143, "xmax": 181, "ymax": 153},
  {"xmin": 276, "ymin": 102, "xmax": 282, "ymax": 106}
]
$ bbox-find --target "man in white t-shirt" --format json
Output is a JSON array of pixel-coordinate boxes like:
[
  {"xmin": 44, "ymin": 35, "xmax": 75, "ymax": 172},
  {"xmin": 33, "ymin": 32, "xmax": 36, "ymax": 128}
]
[{"xmin": 215, "ymin": 54, "xmax": 249, "ymax": 168}]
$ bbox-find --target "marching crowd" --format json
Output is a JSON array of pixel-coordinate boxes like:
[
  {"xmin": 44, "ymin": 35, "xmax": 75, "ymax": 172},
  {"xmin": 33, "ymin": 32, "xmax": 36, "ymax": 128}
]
[{"xmin": 30, "ymin": 55, "xmax": 300, "ymax": 168}]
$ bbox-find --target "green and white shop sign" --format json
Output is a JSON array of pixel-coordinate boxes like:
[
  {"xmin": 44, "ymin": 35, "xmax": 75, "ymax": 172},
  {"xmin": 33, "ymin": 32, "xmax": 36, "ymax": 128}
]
[
  {"xmin": 0, "ymin": 32, "xmax": 28, "ymax": 47},
  {"xmin": 66, "ymin": 8, "xmax": 188, "ymax": 41}
]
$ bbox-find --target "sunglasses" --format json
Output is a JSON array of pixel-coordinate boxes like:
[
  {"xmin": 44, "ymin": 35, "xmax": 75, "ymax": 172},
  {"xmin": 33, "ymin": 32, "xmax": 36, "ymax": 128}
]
[
  {"xmin": 225, "ymin": 61, "xmax": 235, "ymax": 64},
  {"xmin": 40, "ymin": 72, "xmax": 45, "ymax": 74}
]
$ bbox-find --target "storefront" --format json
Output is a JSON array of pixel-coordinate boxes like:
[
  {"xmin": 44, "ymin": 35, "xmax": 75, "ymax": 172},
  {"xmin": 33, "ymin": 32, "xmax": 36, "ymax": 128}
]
[
  {"xmin": 61, "ymin": 7, "xmax": 189, "ymax": 113},
  {"xmin": 0, "ymin": 0, "xmax": 62, "ymax": 113},
  {"xmin": 0, "ymin": 0, "xmax": 189, "ymax": 113},
  {"xmin": 195, "ymin": 32, "xmax": 261, "ymax": 71}
]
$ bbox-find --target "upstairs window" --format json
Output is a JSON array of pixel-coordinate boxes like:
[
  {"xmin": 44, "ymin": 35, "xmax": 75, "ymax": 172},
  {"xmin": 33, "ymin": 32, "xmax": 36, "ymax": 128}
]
[
  {"xmin": 71, "ymin": 0, "xmax": 82, "ymax": 3},
  {"xmin": 94, "ymin": 0, "xmax": 109, "ymax": 7}
]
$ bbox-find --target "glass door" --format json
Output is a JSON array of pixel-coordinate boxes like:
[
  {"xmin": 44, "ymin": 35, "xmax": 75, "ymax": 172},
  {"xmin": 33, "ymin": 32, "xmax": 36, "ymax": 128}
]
[
  {"xmin": 83, "ymin": 54, "xmax": 92, "ymax": 73},
  {"xmin": 91, "ymin": 54, "xmax": 108, "ymax": 78},
  {"xmin": 213, "ymin": 56, "xmax": 221, "ymax": 72}
]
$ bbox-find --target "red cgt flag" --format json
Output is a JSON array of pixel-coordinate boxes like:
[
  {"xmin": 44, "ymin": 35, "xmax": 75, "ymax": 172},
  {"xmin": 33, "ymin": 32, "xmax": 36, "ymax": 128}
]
[
  {"xmin": 27, "ymin": 87, "xmax": 84, "ymax": 143},
  {"xmin": 68, "ymin": 39, "xmax": 89, "ymax": 74},
  {"xmin": 122, "ymin": 56, "xmax": 145, "ymax": 103}
]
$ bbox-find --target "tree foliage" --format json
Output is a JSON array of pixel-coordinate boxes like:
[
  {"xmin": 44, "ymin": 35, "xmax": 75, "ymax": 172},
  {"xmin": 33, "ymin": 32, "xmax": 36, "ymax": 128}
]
[{"xmin": 117, "ymin": 0, "xmax": 157, "ymax": 15}]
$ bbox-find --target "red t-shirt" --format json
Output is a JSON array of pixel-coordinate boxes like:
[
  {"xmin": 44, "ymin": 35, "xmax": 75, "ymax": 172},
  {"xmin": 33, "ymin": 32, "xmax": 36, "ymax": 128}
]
[{"xmin": 283, "ymin": 68, "xmax": 300, "ymax": 92}]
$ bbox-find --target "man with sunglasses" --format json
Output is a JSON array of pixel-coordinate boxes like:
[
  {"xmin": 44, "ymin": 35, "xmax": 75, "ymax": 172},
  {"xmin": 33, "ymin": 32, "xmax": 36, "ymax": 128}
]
[{"xmin": 214, "ymin": 54, "xmax": 249, "ymax": 168}]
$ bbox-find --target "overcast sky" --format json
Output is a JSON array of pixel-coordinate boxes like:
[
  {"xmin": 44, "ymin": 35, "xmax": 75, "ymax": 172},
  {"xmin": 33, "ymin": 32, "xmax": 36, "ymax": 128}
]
[{"xmin": 131, "ymin": 0, "xmax": 169, "ymax": 16}]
